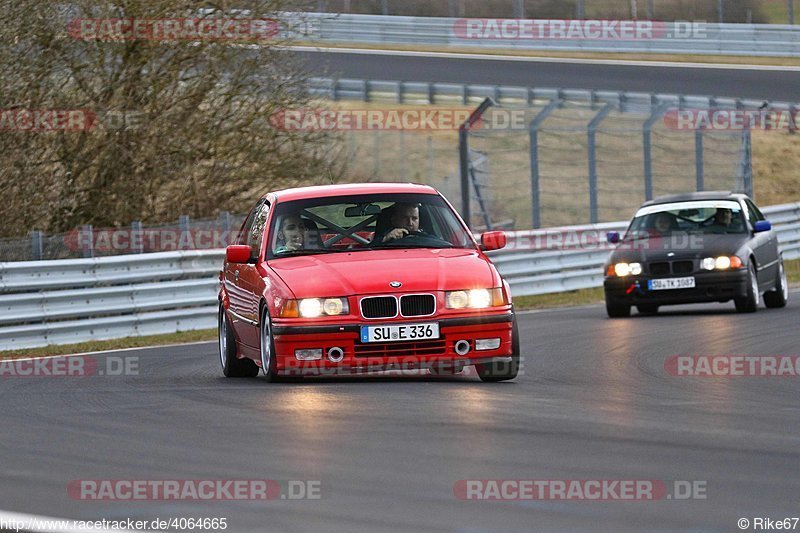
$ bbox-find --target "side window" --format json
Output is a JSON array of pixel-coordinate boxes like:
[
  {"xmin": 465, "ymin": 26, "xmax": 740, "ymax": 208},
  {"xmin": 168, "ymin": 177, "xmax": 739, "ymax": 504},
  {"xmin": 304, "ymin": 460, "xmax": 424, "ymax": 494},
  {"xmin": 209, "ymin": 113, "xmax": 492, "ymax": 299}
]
[
  {"xmin": 236, "ymin": 200, "xmax": 263, "ymax": 245},
  {"xmin": 745, "ymin": 200, "xmax": 764, "ymax": 223},
  {"xmin": 247, "ymin": 201, "xmax": 271, "ymax": 259}
]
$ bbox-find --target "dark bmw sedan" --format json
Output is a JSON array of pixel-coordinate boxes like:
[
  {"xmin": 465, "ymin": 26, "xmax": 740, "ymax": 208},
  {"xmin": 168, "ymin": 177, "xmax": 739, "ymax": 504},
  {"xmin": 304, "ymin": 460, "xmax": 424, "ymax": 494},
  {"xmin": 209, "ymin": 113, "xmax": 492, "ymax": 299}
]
[{"xmin": 603, "ymin": 192, "xmax": 789, "ymax": 317}]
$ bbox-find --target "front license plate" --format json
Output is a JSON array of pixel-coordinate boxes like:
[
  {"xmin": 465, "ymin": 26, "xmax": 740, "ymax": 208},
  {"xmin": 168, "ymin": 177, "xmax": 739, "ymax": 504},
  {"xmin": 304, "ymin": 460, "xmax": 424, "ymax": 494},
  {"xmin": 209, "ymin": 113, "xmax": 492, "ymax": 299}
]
[
  {"xmin": 648, "ymin": 277, "xmax": 696, "ymax": 291},
  {"xmin": 360, "ymin": 323, "xmax": 439, "ymax": 343}
]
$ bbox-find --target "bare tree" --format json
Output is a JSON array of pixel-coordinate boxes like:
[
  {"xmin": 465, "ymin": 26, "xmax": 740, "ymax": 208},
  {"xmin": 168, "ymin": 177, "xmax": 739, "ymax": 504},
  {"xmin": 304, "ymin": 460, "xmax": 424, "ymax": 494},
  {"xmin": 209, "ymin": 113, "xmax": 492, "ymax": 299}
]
[{"xmin": 0, "ymin": 0, "xmax": 346, "ymax": 237}]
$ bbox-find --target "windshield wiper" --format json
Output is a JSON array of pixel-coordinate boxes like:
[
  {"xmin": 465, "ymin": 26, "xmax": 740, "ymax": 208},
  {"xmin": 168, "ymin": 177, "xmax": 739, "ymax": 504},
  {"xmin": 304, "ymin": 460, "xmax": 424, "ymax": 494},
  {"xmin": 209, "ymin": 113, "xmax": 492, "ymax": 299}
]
[{"xmin": 272, "ymin": 249, "xmax": 342, "ymax": 257}]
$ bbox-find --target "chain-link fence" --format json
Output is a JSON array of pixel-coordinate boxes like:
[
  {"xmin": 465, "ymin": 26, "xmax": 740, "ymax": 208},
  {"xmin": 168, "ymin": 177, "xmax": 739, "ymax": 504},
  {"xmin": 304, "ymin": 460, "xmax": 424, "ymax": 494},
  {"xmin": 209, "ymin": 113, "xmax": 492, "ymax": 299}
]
[
  {"xmin": 300, "ymin": 0, "xmax": 794, "ymax": 24},
  {"xmin": 462, "ymin": 97, "xmax": 751, "ymax": 229}
]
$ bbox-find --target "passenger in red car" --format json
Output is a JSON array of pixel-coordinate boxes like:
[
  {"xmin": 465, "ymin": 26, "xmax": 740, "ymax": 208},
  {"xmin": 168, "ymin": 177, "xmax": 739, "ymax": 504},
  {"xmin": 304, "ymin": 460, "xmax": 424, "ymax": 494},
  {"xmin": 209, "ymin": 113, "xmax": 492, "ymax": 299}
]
[{"xmin": 381, "ymin": 203, "xmax": 421, "ymax": 243}]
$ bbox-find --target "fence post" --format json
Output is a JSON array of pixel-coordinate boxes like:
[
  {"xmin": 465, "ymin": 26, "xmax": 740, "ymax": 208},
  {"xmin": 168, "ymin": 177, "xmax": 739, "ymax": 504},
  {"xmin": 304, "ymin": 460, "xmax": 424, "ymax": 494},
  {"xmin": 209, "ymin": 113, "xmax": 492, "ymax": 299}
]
[
  {"xmin": 738, "ymin": 125, "xmax": 754, "ymax": 198},
  {"xmin": 82, "ymin": 225, "xmax": 94, "ymax": 258},
  {"xmin": 588, "ymin": 102, "xmax": 615, "ymax": 224},
  {"xmin": 219, "ymin": 211, "xmax": 232, "ymax": 247},
  {"xmin": 373, "ymin": 132, "xmax": 381, "ymax": 176},
  {"xmin": 576, "ymin": 0, "xmax": 585, "ymax": 19},
  {"xmin": 132, "ymin": 221, "xmax": 143, "ymax": 254},
  {"xmin": 695, "ymin": 129, "xmax": 705, "ymax": 191},
  {"xmin": 512, "ymin": 0, "xmax": 524, "ymax": 18},
  {"xmin": 643, "ymin": 104, "xmax": 668, "ymax": 202},
  {"xmin": 458, "ymin": 98, "xmax": 495, "ymax": 229},
  {"xmin": 30, "ymin": 230, "xmax": 43, "ymax": 261},
  {"xmin": 179, "ymin": 215, "xmax": 190, "ymax": 250},
  {"xmin": 528, "ymin": 98, "xmax": 561, "ymax": 229}
]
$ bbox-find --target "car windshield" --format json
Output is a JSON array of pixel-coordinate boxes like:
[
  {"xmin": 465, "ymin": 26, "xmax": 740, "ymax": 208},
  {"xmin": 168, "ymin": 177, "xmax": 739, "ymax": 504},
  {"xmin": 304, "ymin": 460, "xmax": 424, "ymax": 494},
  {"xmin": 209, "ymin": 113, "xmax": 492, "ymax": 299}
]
[
  {"xmin": 625, "ymin": 200, "xmax": 747, "ymax": 238},
  {"xmin": 267, "ymin": 193, "xmax": 474, "ymax": 258}
]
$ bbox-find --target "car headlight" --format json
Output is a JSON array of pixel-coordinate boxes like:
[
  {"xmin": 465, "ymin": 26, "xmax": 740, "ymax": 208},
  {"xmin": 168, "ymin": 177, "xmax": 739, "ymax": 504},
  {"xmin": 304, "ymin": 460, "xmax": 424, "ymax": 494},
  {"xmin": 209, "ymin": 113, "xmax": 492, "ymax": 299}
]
[
  {"xmin": 281, "ymin": 298, "xmax": 350, "ymax": 318},
  {"xmin": 446, "ymin": 288, "xmax": 506, "ymax": 309},
  {"xmin": 700, "ymin": 256, "xmax": 743, "ymax": 271},
  {"xmin": 608, "ymin": 262, "xmax": 642, "ymax": 277}
]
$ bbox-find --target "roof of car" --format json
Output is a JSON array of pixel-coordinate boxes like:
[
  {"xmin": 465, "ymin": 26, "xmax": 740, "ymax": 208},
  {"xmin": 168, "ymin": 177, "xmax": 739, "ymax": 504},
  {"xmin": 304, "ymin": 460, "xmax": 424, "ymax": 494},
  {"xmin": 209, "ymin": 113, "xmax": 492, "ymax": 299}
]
[
  {"xmin": 641, "ymin": 191, "xmax": 748, "ymax": 207},
  {"xmin": 268, "ymin": 183, "xmax": 439, "ymax": 203}
]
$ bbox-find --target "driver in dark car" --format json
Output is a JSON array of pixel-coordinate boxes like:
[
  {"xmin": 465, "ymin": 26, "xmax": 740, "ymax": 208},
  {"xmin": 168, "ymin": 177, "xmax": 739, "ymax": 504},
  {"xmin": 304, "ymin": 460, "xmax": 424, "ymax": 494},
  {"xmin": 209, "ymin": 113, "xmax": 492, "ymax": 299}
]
[{"xmin": 381, "ymin": 203, "xmax": 423, "ymax": 243}]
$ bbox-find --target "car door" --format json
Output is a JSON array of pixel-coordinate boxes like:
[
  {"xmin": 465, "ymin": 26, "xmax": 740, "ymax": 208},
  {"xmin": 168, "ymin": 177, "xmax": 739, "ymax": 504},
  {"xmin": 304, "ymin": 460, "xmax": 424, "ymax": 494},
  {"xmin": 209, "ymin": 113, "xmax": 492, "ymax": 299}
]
[
  {"xmin": 236, "ymin": 200, "xmax": 271, "ymax": 348},
  {"xmin": 223, "ymin": 200, "xmax": 263, "ymax": 346},
  {"xmin": 744, "ymin": 199, "xmax": 778, "ymax": 287}
]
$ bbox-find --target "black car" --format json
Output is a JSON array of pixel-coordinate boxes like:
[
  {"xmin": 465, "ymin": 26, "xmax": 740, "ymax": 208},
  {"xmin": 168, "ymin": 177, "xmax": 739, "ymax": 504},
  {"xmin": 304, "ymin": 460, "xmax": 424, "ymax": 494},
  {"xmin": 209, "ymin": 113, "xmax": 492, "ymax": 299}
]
[{"xmin": 603, "ymin": 192, "xmax": 789, "ymax": 317}]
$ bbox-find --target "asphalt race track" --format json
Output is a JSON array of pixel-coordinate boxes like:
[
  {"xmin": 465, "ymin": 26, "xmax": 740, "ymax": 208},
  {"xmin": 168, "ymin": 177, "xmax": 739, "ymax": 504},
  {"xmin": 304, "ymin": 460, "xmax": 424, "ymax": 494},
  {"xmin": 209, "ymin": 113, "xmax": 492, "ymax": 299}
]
[
  {"xmin": 295, "ymin": 49, "xmax": 800, "ymax": 102},
  {"xmin": 2, "ymin": 298, "xmax": 799, "ymax": 532}
]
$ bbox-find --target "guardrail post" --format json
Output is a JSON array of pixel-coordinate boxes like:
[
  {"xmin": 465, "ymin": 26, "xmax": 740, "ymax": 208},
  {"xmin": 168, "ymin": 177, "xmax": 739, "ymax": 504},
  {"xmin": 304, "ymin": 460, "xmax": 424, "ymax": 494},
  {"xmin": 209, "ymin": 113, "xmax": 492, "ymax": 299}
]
[
  {"xmin": 397, "ymin": 81, "xmax": 404, "ymax": 104},
  {"xmin": 588, "ymin": 102, "xmax": 615, "ymax": 224},
  {"xmin": 695, "ymin": 128, "xmax": 705, "ymax": 191},
  {"xmin": 82, "ymin": 225, "xmax": 94, "ymax": 258},
  {"xmin": 717, "ymin": 0, "xmax": 724, "ymax": 22},
  {"xmin": 790, "ymin": 0, "xmax": 795, "ymax": 25},
  {"xmin": 132, "ymin": 221, "xmax": 143, "ymax": 254},
  {"xmin": 381, "ymin": 0, "xmax": 389, "ymax": 15},
  {"xmin": 643, "ymin": 104, "xmax": 668, "ymax": 202},
  {"xmin": 528, "ymin": 98, "xmax": 561, "ymax": 229},
  {"xmin": 363, "ymin": 79, "xmax": 370, "ymax": 102},
  {"xmin": 30, "ymin": 230, "xmax": 43, "ymax": 261},
  {"xmin": 647, "ymin": 0, "xmax": 655, "ymax": 19}
]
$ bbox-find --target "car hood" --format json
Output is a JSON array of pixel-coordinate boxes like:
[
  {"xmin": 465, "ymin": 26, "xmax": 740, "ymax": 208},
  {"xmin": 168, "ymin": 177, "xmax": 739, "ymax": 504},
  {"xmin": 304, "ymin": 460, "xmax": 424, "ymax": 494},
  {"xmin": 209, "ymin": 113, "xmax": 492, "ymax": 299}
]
[
  {"xmin": 268, "ymin": 248, "xmax": 496, "ymax": 297},
  {"xmin": 610, "ymin": 233, "xmax": 750, "ymax": 263}
]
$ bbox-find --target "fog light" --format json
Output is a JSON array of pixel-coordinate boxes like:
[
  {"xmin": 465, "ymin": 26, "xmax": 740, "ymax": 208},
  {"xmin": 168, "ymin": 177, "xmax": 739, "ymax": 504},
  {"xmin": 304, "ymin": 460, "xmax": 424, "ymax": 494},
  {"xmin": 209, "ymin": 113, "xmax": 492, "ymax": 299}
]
[
  {"xmin": 295, "ymin": 349, "xmax": 322, "ymax": 361},
  {"xmin": 475, "ymin": 338, "xmax": 501, "ymax": 351}
]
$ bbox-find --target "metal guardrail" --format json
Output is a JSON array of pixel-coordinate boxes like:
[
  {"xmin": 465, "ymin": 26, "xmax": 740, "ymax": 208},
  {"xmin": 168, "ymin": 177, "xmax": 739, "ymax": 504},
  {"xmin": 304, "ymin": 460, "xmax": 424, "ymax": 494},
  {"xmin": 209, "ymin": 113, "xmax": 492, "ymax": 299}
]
[
  {"xmin": 1, "ymin": 203, "xmax": 798, "ymax": 350},
  {"xmin": 309, "ymin": 77, "xmax": 800, "ymax": 113},
  {"xmin": 295, "ymin": 13, "xmax": 800, "ymax": 57}
]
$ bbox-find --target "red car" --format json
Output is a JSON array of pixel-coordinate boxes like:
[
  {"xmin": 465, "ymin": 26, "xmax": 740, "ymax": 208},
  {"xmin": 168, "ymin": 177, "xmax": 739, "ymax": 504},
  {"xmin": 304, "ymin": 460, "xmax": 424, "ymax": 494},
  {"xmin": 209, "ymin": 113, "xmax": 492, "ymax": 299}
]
[{"xmin": 218, "ymin": 183, "xmax": 519, "ymax": 382}]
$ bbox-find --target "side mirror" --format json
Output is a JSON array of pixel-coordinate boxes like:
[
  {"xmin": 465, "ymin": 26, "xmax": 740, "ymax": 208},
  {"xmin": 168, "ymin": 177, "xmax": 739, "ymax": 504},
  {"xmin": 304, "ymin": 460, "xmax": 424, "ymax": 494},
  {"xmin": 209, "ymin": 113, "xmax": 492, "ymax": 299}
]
[
  {"xmin": 226, "ymin": 245, "xmax": 252, "ymax": 264},
  {"xmin": 481, "ymin": 231, "xmax": 507, "ymax": 251},
  {"xmin": 754, "ymin": 220, "xmax": 772, "ymax": 233},
  {"xmin": 607, "ymin": 231, "xmax": 621, "ymax": 244}
]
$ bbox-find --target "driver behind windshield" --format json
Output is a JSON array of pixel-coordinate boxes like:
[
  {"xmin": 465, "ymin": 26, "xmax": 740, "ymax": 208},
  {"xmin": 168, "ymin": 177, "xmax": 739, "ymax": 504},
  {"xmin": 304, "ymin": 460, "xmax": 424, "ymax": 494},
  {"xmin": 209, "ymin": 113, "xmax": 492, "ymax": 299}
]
[
  {"xmin": 711, "ymin": 208, "xmax": 733, "ymax": 229},
  {"xmin": 274, "ymin": 214, "xmax": 305, "ymax": 253},
  {"xmin": 381, "ymin": 203, "xmax": 422, "ymax": 243}
]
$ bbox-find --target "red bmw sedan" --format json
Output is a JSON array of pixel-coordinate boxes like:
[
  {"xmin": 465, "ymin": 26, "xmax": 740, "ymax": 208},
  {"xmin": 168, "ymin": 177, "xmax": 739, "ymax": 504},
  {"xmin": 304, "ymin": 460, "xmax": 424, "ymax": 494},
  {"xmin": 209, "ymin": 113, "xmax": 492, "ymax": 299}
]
[{"xmin": 218, "ymin": 183, "xmax": 519, "ymax": 382}]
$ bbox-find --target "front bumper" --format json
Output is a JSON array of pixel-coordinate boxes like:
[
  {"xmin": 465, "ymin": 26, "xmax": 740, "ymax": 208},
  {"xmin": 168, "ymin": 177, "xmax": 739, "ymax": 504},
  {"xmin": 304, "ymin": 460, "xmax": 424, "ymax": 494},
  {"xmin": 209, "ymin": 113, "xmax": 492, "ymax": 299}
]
[
  {"xmin": 604, "ymin": 270, "xmax": 748, "ymax": 306},
  {"xmin": 272, "ymin": 313, "xmax": 514, "ymax": 376}
]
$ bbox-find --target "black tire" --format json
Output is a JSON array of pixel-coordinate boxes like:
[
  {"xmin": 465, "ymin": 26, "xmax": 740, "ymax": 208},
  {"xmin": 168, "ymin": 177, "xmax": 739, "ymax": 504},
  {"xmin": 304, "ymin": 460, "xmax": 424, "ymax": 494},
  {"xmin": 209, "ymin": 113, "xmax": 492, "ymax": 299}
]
[
  {"xmin": 764, "ymin": 258, "xmax": 789, "ymax": 309},
  {"xmin": 637, "ymin": 304, "xmax": 659, "ymax": 315},
  {"xmin": 606, "ymin": 301, "xmax": 631, "ymax": 318},
  {"xmin": 259, "ymin": 307, "xmax": 280, "ymax": 382},
  {"xmin": 735, "ymin": 263, "xmax": 760, "ymax": 313},
  {"xmin": 476, "ymin": 315, "xmax": 520, "ymax": 383},
  {"xmin": 219, "ymin": 305, "xmax": 259, "ymax": 378}
]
